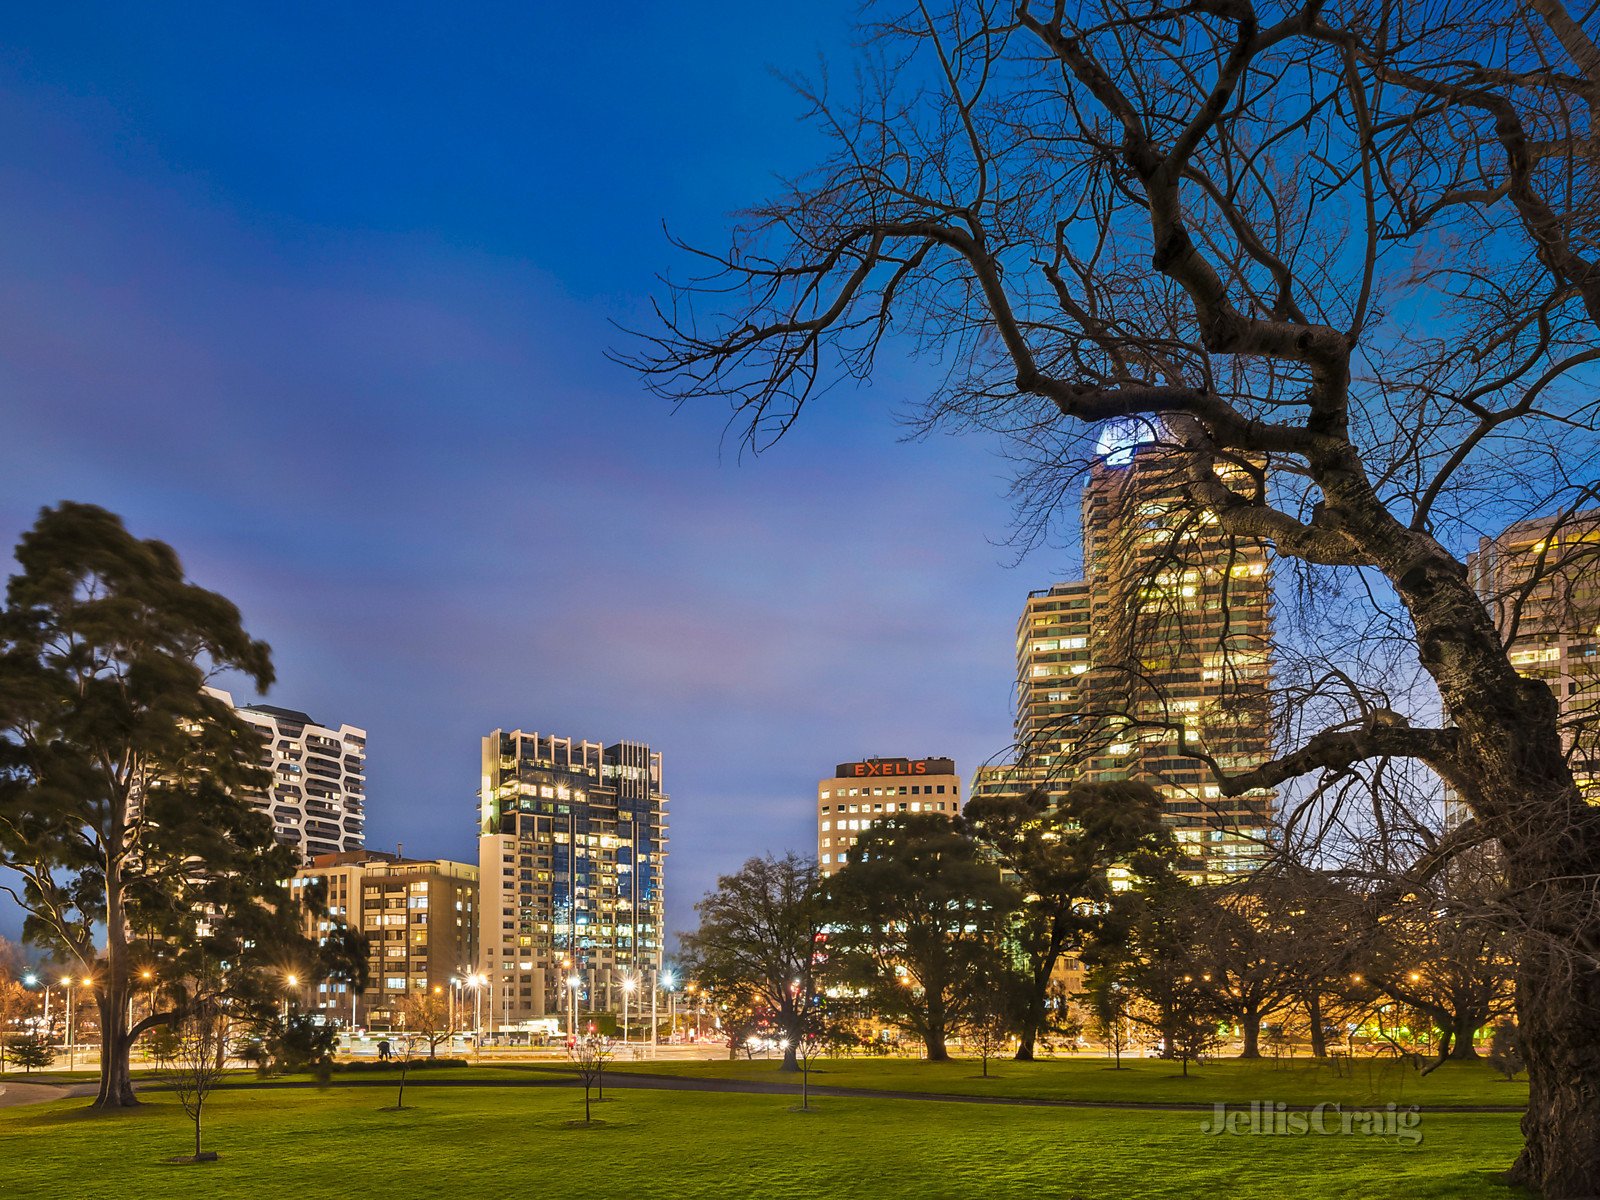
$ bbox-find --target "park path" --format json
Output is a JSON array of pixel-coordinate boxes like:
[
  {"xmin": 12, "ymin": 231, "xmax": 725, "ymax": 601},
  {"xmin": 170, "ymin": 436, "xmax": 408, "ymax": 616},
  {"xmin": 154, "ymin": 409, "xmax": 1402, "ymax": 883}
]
[
  {"xmin": 0, "ymin": 1081, "xmax": 97, "ymax": 1108},
  {"xmin": 176, "ymin": 1068, "xmax": 1525, "ymax": 1115},
  {"xmin": 0, "ymin": 1066, "xmax": 1527, "ymax": 1114}
]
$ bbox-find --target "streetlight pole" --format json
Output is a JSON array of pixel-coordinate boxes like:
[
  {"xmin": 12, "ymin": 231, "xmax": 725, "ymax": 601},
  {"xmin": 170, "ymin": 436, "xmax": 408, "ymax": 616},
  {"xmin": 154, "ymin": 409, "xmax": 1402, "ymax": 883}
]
[
  {"xmin": 64, "ymin": 978, "xmax": 75, "ymax": 1071},
  {"xmin": 651, "ymin": 968, "xmax": 658, "ymax": 1057}
]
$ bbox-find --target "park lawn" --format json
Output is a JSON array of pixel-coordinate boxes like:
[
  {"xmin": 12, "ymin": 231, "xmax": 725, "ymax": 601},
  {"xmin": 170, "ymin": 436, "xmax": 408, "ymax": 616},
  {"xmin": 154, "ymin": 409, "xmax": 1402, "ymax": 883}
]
[
  {"xmin": 604, "ymin": 1054, "xmax": 1530, "ymax": 1108},
  {"xmin": 0, "ymin": 1084, "xmax": 1528, "ymax": 1200}
]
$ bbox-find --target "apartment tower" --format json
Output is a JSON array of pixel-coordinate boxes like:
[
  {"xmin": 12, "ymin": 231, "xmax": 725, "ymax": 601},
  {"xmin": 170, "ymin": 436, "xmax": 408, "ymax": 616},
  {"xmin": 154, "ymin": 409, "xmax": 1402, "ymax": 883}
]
[
  {"xmin": 1469, "ymin": 509, "xmax": 1600, "ymax": 803},
  {"xmin": 478, "ymin": 730, "xmax": 668, "ymax": 1028},
  {"xmin": 978, "ymin": 424, "xmax": 1275, "ymax": 875},
  {"xmin": 208, "ymin": 688, "xmax": 366, "ymax": 861}
]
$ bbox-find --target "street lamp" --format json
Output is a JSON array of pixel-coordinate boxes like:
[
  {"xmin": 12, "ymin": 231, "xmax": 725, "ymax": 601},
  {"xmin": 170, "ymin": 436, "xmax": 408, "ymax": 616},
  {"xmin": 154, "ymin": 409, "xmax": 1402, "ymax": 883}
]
[
  {"xmin": 622, "ymin": 975, "xmax": 637, "ymax": 1046},
  {"xmin": 661, "ymin": 971, "xmax": 677, "ymax": 1045},
  {"xmin": 566, "ymin": 974, "xmax": 581, "ymax": 1042},
  {"xmin": 62, "ymin": 975, "xmax": 89, "ymax": 1071}
]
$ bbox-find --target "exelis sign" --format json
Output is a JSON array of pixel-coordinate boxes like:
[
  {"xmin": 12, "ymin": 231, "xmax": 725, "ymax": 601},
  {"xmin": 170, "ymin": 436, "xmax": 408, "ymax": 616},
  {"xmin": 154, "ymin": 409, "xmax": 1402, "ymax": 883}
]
[{"xmin": 834, "ymin": 758, "xmax": 956, "ymax": 779}]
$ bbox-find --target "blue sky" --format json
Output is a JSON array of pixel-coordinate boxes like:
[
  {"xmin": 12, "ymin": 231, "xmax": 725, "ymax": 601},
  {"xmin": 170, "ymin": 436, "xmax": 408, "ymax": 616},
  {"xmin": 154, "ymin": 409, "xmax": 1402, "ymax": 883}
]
[{"xmin": 0, "ymin": 4, "xmax": 1069, "ymax": 944}]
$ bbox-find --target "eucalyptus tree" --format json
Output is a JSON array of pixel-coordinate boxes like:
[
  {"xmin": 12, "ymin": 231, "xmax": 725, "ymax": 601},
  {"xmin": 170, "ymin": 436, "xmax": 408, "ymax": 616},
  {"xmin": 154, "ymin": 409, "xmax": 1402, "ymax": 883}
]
[{"xmin": 0, "ymin": 502, "xmax": 359, "ymax": 1107}]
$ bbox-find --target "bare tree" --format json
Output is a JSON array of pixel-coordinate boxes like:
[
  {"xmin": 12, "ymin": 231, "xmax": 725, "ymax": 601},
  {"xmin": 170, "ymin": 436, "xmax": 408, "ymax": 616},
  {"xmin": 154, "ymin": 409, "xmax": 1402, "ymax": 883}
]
[
  {"xmin": 627, "ymin": 2, "xmax": 1600, "ymax": 1192},
  {"xmin": 382, "ymin": 1034, "xmax": 416, "ymax": 1112},
  {"xmin": 156, "ymin": 997, "xmax": 228, "ymax": 1163},
  {"xmin": 567, "ymin": 1033, "xmax": 613, "ymax": 1124},
  {"xmin": 394, "ymin": 989, "xmax": 455, "ymax": 1060}
]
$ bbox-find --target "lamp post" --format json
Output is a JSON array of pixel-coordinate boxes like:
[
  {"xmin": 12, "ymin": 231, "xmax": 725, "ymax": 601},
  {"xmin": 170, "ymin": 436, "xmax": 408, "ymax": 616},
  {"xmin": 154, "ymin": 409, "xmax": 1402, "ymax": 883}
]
[
  {"xmin": 651, "ymin": 969, "xmax": 659, "ymax": 1056},
  {"xmin": 24, "ymin": 974, "xmax": 50, "ymax": 1041},
  {"xmin": 566, "ymin": 973, "xmax": 580, "ymax": 1042},
  {"xmin": 63, "ymin": 976, "xmax": 76, "ymax": 1070},
  {"xmin": 283, "ymin": 973, "xmax": 299, "ymax": 1020},
  {"xmin": 661, "ymin": 971, "xmax": 677, "ymax": 1044},
  {"xmin": 622, "ymin": 975, "xmax": 637, "ymax": 1046}
]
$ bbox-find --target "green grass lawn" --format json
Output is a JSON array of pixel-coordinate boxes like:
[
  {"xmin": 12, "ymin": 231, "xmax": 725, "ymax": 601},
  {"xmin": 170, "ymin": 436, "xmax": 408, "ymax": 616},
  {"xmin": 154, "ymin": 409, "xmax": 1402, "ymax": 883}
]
[
  {"xmin": 605, "ymin": 1054, "xmax": 1529, "ymax": 1108},
  {"xmin": 0, "ymin": 1083, "xmax": 1529, "ymax": 1200}
]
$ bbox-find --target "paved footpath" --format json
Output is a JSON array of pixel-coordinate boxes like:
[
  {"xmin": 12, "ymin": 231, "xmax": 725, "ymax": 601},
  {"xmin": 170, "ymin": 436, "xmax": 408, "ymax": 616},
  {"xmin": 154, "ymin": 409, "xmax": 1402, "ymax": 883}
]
[
  {"xmin": 0, "ymin": 1071, "xmax": 1526, "ymax": 1115},
  {"xmin": 0, "ymin": 1081, "xmax": 98, "ymax": 1108}
]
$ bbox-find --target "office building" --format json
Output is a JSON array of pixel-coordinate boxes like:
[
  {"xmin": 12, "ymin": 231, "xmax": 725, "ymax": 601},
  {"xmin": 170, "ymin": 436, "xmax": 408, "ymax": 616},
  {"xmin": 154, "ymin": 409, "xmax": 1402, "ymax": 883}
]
[
  {"xmin": 1470, "ymin": 509, "xmax": 1600, "ymax": 802},
  {"xmin": 817, "ymin": 757, "xmax": 962, "ymax": 876},
  {"xmin": 290, "ymin": 851, "xmax": 478, "ymax": 1030},
  {"xmin": 208, "ymin": 688, "xmax": 366, "ymax": 861},
  {"xmin": 478, "ymin": 730, "xmax": 668, "ymax": 1028}
]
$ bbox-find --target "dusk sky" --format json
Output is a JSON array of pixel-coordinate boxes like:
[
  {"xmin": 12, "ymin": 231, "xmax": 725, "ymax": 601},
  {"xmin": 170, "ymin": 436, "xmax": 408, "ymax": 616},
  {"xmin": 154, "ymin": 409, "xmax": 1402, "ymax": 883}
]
[{"xmin": 0, "ymin": 5, "xmax": 1081, "ymax": 944}]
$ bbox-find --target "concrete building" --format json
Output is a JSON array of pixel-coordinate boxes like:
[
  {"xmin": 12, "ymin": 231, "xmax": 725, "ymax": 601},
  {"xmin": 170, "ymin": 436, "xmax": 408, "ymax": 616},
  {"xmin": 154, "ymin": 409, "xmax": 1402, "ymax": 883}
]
[
  {"xmin": 1469, "ymin": 509, "xmax": 1600, "ymax": 803},
  {"xmin": 290, "ymin": 851, "xmax": 478, "ymax": 1030},
  {"xmin": 478, "ymin": 730, "xmax": 668, "ymax": 1029},
  {"xmin": 817, "ymin": 757, "xmax": 961, "ymax": 876},
  {"xmin": 208, "ymin": 688, "xmax": 366, "ymax": 861},
  {"xmin": 980, "ymin": 426, "xmax": 1275, "ymax": 876}
]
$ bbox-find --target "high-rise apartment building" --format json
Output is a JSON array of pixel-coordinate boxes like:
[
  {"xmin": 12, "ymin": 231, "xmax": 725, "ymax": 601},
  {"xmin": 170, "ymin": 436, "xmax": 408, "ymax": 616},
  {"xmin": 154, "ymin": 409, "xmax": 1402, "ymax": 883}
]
[
  {"xmin": 208, "ymin": 688, "xmax": 366, "ymax": 861},
  {"xmin": 477, "ymin": 730, "xmax": 668, "ymax": 1029},
  {"xmin": 290, "ymin": 851, "xmax": 478, "ymax": 1030},
  {"xmin": 980, "ymin": 428, "xmax": 1275, "ymax": 875},
  {"xmin": 1469, "ymin": 509, "xmax": 1600, "ymax": 802},
  {"xmin": 816, "ymin": 757, "xmax": 962, "ymax": 876}
]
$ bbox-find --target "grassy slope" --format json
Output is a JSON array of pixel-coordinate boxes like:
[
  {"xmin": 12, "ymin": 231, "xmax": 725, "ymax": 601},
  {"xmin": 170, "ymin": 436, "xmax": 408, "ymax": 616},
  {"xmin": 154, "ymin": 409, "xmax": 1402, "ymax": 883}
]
[
  {"xmin": 604, "ymin": 1055, "xmax": 1530, "ymax": 1108},
  {"xmin": 1, "ymin": 1086, "xmax": 1528, "ymax": 1200}
]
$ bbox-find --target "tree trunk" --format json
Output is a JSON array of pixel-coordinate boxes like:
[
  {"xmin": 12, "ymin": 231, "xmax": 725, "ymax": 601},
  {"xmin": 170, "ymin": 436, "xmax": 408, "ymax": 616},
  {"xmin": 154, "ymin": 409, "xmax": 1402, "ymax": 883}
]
[
  {"xmin": 93, "ymin": 993, "xmax": 137, "ymax": 1109},
  {"xmin": 1014, "ymin": 974, "xmax": 1048, "ymax": 1061},
  {"xmin": 1306, "ymin": 992, "xmax": 1327, "ymax": 1059},
  {"xmin": 925, "ymin": 1026, "xmax": 949, "ymax": 1061},
  {"xmin": 1238, "ymin": 1009, "xmax": 1261, "ymax": 1059},
  {"xmin": 1448, "ymin": 1011, "xmax": 1481, "ymax": 1060},
  {"xmin": 1507, "ymin": 903, "xmax": 1600, "ymax": 1198},
  {"xmin": 1380, "ymin": 523, "xmax": 1600, "ymax": 1197}
]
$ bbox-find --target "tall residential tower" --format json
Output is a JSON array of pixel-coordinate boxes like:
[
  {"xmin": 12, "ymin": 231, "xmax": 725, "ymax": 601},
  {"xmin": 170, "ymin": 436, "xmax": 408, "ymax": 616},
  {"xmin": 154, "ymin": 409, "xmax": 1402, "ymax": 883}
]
[
  {"xmin": 1470, "ymin": 509, "xmax": 1600, "ymax": 803},
  {"xmin": 209, "ymin": 688, "xmax": 366, "ymax": 861},
  {"xmin": 477, "ymin": 729, "xmax": 668, "ymax": 1028},
  {"xmin": 978, "ymin": 429, "xmax": 1275, "ymax": 875}
]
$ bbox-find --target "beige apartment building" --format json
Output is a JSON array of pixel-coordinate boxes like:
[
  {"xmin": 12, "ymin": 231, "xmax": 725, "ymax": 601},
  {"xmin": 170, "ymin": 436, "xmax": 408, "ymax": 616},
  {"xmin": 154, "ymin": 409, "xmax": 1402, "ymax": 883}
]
[
  {"xmin": 1470, "ymin": 509, "xmax": 1600, "ymax": 802},
  {"xmin": 817, "ymin": 757, "xmax": 962, "ymax": 876},
  {"xmin": 291, "ymin": 851, "xmax": 478, "ymax": 1029}
]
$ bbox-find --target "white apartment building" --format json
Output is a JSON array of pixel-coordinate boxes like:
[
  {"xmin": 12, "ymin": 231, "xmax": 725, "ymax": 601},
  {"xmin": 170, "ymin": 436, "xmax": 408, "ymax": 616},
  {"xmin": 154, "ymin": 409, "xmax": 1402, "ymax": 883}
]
[{"xmin": 208, "ymin": 687, "xmax": 367, "ymax": 861}]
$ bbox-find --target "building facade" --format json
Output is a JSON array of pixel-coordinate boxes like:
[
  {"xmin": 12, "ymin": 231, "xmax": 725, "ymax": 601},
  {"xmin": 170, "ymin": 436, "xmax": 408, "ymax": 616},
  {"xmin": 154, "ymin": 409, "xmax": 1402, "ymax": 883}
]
[
  {"xmin": 208, "ymin": 688, "xmax": 366, "ymax": 861},
  {"xmin": 980, "ymin": 430, "xmax": 1275, "ymax": 876},
  {"xmin": 478, "ymin": 730, "xmax": 668, "ymax": 1028},
  {"xmin": 1470, "ymin": 509, "xmax": 1600, "ymax": 803},
  {"xmin": 290, "ymin": 851, "xmax": 478, "ymax": 1029},
  {"xmin": 817, "ymin": 757, "xmax": 962, "ymax": 876}
]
